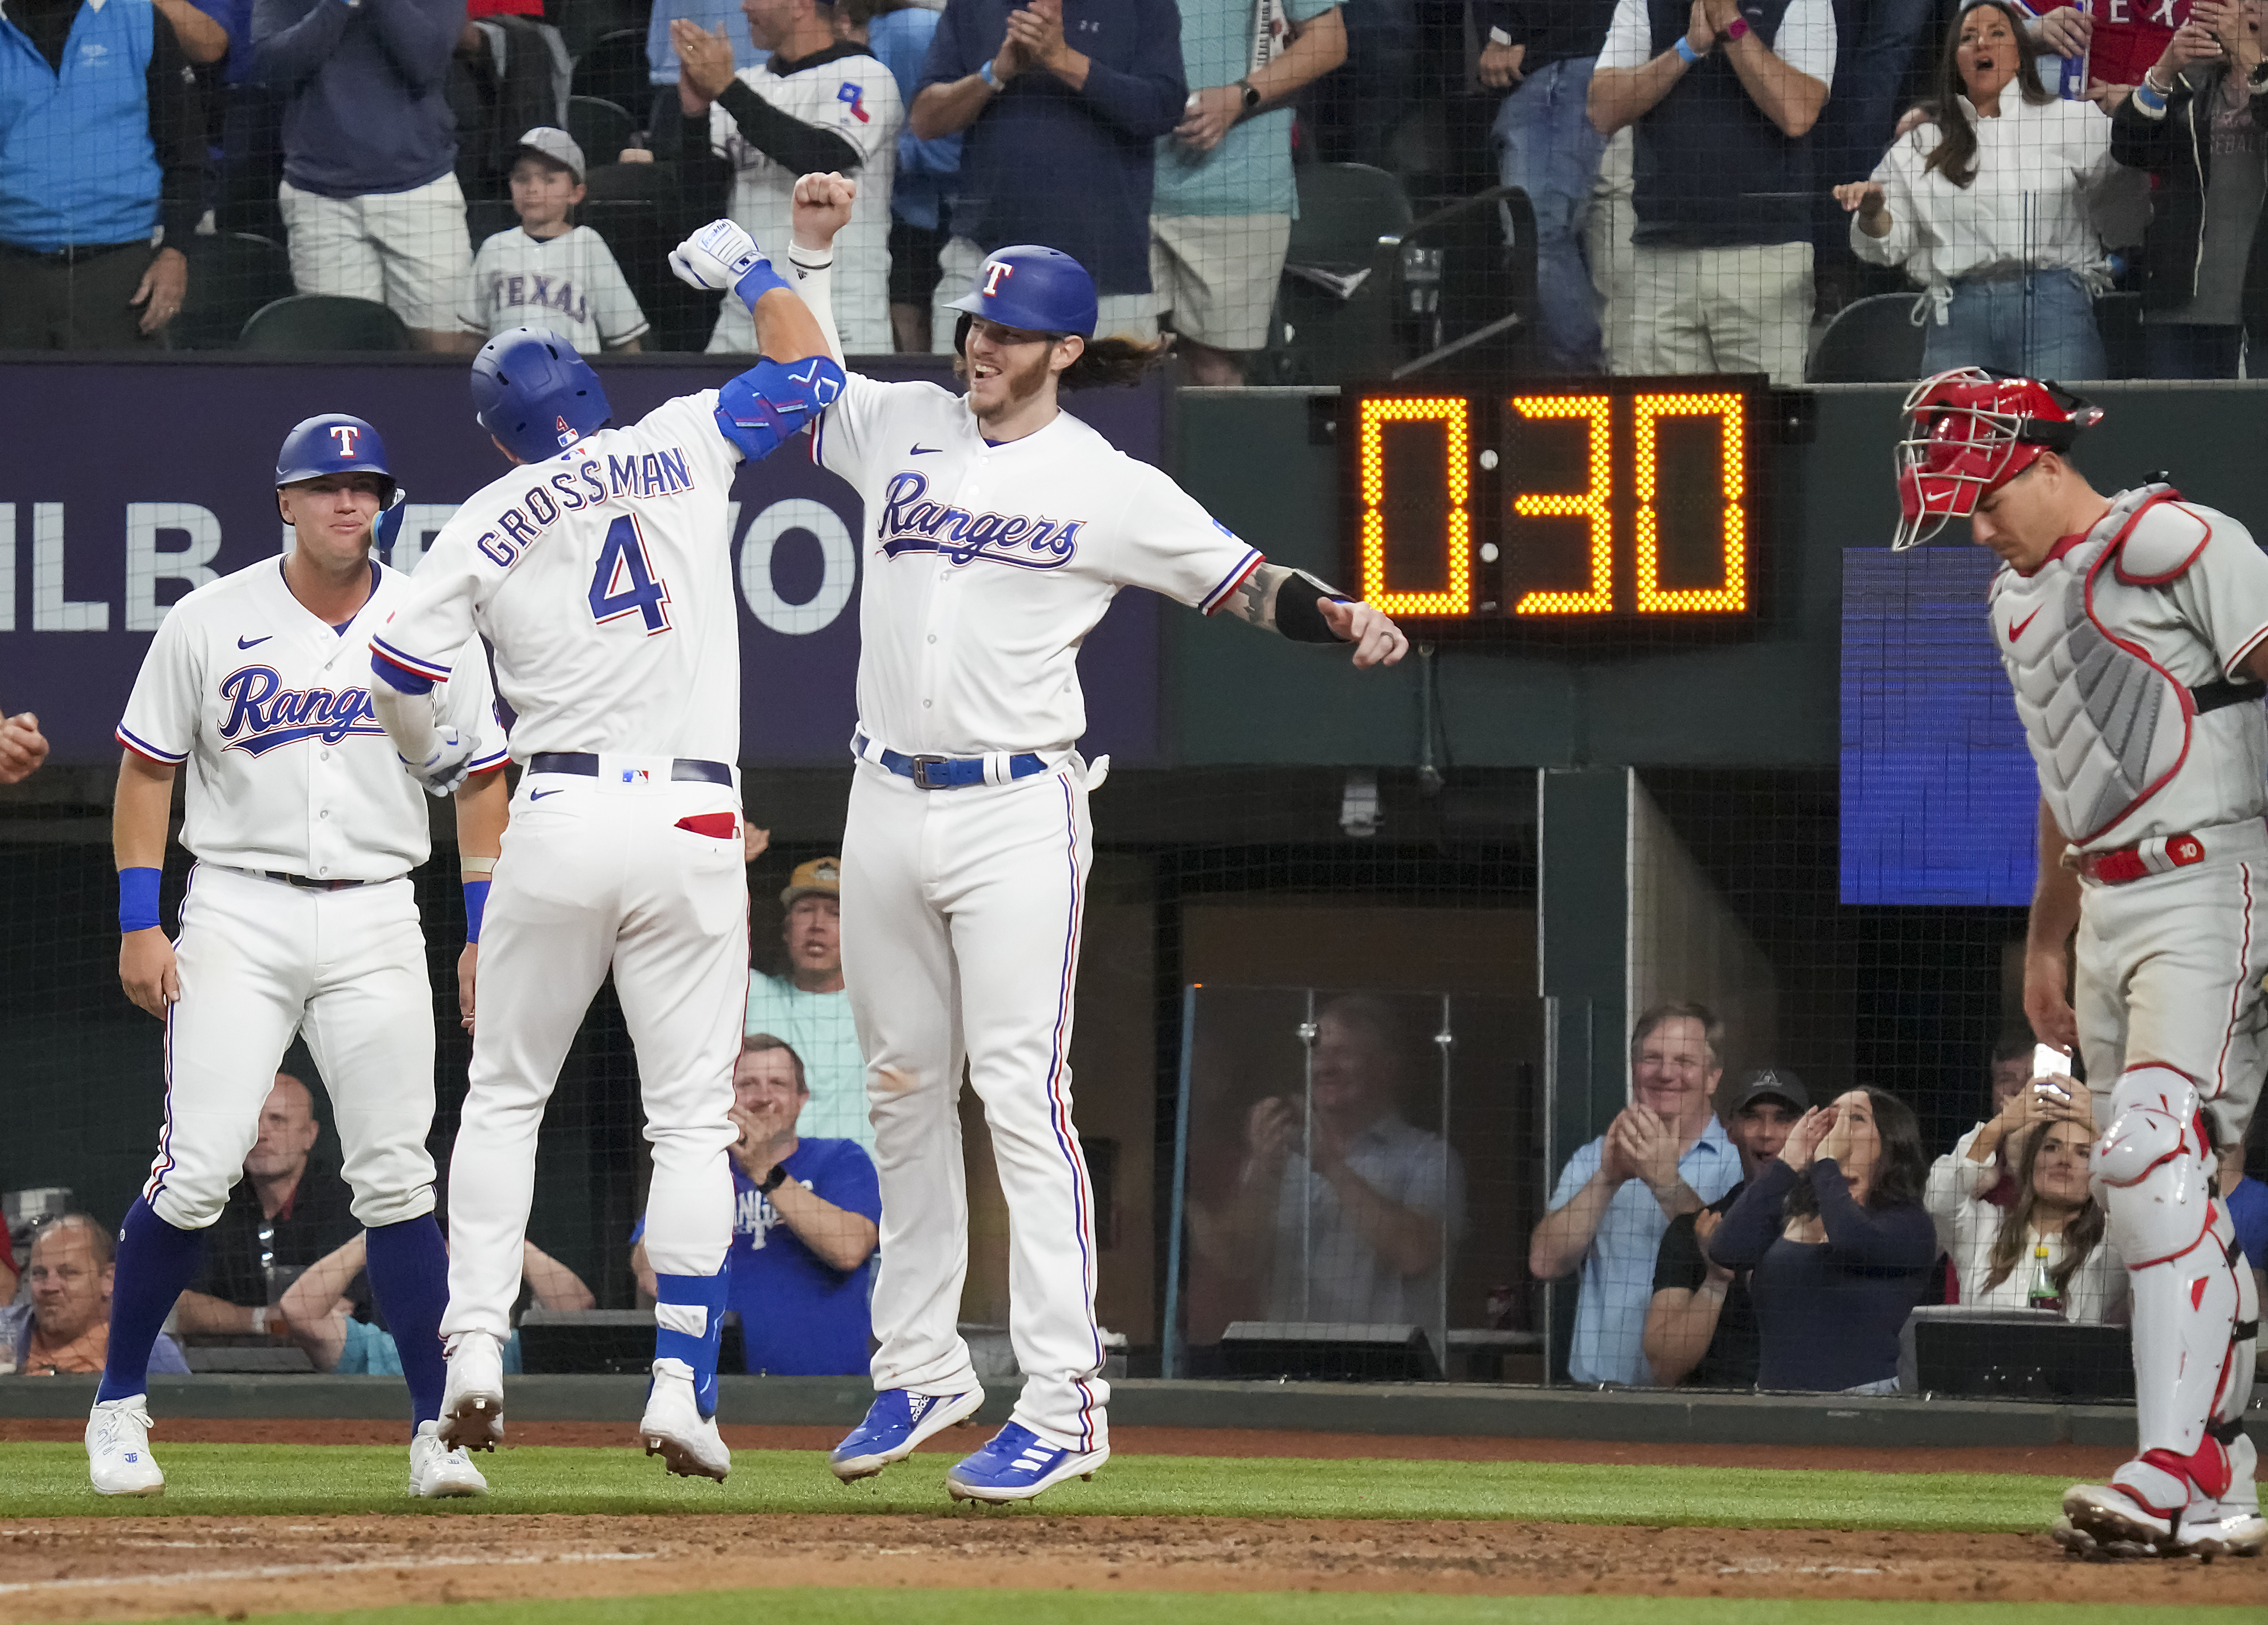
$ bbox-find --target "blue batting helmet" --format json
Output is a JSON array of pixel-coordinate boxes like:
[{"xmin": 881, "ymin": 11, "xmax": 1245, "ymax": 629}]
[
  {"xmin": 275, "ymin": 414, "xmax": 395, "ymax": 497},
  {"xmin": 471, "ymin": 327, "xmax": 611, "ymax": 463},
  {"xmin": 946, "ymin": 244, "xmax": 1097, "ymax": 340}
]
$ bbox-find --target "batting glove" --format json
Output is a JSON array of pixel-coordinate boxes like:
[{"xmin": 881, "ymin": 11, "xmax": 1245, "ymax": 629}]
[
  {"xmin": 406, "ymin": 726, "xmax": 478, "ymax": 799},
  {"xmin": 669, "ymin": 219, "xmax": 793, "ymax": 310}
]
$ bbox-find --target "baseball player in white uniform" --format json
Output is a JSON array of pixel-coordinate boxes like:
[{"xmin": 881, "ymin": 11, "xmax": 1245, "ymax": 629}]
[
  {"xmin": 90, "ymin": 415, "xmax": 510, "ymax": 1499},
  {"xmin": 370, "ymin": 237, "xmax": 842, "ymax": 1481},
  {"xmin": 1895, "ymin": 368, "xmax": 2265, "ymax": 1559},
  {"xmin": 781, "ymin": 173, "xmax": 1410, "ymax": 1503}
]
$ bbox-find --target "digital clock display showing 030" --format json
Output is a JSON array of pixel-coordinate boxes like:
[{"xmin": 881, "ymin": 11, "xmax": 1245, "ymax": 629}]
[{"xmin": 1341, "ymin": 378, "xmax": 1766, "ymax": 640}]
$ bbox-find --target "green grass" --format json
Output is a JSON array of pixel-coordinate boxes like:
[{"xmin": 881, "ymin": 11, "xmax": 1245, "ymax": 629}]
[
  {"xmin": 132, "ymin": 1593, "xmax": 2265, "ymax": 1625},
  {"xmin": 0, "ymin": 1443, "xmax": 2069, "ymax": 1531}
]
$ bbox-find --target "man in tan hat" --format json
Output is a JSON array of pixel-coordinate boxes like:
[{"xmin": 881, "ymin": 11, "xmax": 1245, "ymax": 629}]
[{"xmin": 746, "ymin": 857, "xmax": 870, "ymax": 1151}]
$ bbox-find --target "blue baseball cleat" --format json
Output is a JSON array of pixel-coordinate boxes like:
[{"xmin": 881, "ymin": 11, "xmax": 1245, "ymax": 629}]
[
  {"xmin": 829, "ymin": 1387, "xmax": 984, "ymax": 1482},
  {"xmin": 945, "ymin": 1421, "xmax": 1109, "ymax": 1504}
]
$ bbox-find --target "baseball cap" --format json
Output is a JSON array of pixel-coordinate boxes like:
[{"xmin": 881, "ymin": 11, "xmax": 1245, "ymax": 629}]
[
  {"xmin": 1725, "ymin": 1067, "xmax": 1808, "ymax": 1115},
  {"xmin": 781, "ymin": 856, "xmax": 841, "ymax": 908},
  {"xmin": 514, "ymin": 127, "xmax": 586, "ymax": 182}
]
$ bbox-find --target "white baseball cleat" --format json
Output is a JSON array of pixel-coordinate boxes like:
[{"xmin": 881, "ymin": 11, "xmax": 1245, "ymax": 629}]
[
  {"xmin": 2056, "ymin": 1479, "xmax": 2176, "ymax": 1556},
  {"xmin": 2170, "ymin": 1506, "xmax": 2266, "ymax": 1559},
  {"xmin": 640, "ymin": 1360, "xmax": 730, "ymax": 1482},
  {"xmin": 438, "ymin": 1330, "xmax": 507, "ymax": 1453},
  {"xmin": 86, "ymin": 1395, "xmax": 165, "ymax": 1497},
  {"xmin": 409, "ymin": 1418, "xmax": 491, "ymax": 1498}
]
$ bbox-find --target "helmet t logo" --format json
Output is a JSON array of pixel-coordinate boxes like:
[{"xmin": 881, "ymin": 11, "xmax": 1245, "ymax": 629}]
[
  {"xmin": 982, "ymin": 261, "xmax": 1015, "ymax": 297},
  {"xmin": 329, "ymin": 425, "xmax": 361, "ymax": 457}
]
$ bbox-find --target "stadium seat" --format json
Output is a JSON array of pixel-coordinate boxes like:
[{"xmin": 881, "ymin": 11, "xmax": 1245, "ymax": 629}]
[
  {"xmin": 239, "ymin": 294, "xmax": 414, "ymax": 352},
  {"xmin": 584, "ymin": 163, "xmax": 715, "ymax": 351},
  {"xmin": 570, "ymin": 28, "xmax": 651, "ymax": 121},
  {"xmin": 465, "ymin": 197, "xmax": 519, "ymax": 249},
  {"xmin": 551, "ymin": 0, "xmax": 635, "ymax": 68},
  {"xmin": 566, "ymin": 95, "xmax": 638, "ymax": 169},
  {"xmin": 166, "ymin": 233, "xmax": 296, "ymax": 351},
  {"xmin": 2092, "ymin": 290, "xmax": 2145, "ymax": 380},
  {"xmin": 1805, "ymin": 292, "xmax": 1926, "ymax": 383},
  {"xmin": 1252, "ymin": 162, "xmax": 1413, "ymax": 385}
]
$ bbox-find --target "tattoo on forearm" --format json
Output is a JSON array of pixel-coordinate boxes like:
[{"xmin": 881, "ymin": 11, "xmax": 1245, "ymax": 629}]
[{"xmin": 1229, "ymin": 565, "xmax": 1283, "ymax": 629}]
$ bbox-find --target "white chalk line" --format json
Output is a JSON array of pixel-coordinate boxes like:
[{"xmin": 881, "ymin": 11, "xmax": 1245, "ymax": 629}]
[{"xmin": 0, "ymin": 1548, "xmax": 658, "ymax": 1595}]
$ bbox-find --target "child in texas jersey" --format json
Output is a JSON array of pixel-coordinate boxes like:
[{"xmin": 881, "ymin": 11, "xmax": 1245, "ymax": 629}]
[
  {"xmin": 780, "ymin": 172, "xmax": 1409, "ymax": 1504},
  {"xmin": 89, "ymin": 414, "xmax": 509, "ymax": 1503},
  {"xmin": 460, "ymin": 128, "xmax": 648, "ymax": 353}
]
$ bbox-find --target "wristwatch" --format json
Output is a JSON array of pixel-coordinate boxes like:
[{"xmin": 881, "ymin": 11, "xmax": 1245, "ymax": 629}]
[
  {"xmin": 756, "ymin": 1165, "xmax": 789, "ymax": 1195},
  {"xmin": 1236, "ymin": 78, "xmax": 1262, "ymax": 114},
  {"xmin": 1723, "ymin": 14, "xmax": 1751, "ymax": 42}
]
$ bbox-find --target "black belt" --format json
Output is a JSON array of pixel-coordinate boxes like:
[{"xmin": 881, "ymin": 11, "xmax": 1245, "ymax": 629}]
[
  {"xmin": 0, "ymin": 238, "xmax": 145, "ymax": 266},
  {"xmin": 2192, "ymin": 678, "xmax": 2266, "ymax": 714},
  {"xmin": 527, "ymin": 751, "xmax": 734, "ymax": 786},
  {"xmin": 252, "ymin": 871, "xmax": 371, "ymax": 891}
]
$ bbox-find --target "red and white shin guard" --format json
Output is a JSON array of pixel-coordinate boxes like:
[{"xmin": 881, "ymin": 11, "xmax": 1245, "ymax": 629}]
[{"xmin": 2056, "ymin": 1066, "xmax": 2262, "ymax": 1557}]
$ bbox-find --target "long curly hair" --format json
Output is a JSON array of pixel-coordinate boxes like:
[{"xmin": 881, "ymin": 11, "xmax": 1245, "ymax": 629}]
[
  {"xmin": 1783, "ymin": 1088, "xmax": 1929, "ymax": 1218},
  {"xmin": 950, "ymin": 318, "xmax": 1172, "ymax": 392},
  {"xmin": 1981, "ymin": 1117, "xmax": 2106, "ymax": 1297},
  {"xmin": 1921, "ymin": 0, "xmax": 2055, "ymax": 188}
]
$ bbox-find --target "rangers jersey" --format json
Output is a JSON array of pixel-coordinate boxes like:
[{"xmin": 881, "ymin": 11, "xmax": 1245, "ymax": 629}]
[
  {"xmin": 811, "ymin": 373, "xmax": 1264, "ymax": 757},
  {"xmin": 705, "ymin": 48, "xmax": 902, "ymax": 357},
  {"xmin": 461, "ymin": 225, "xmax": 650, "ymax": 352},
  {"xmin": 117, "ymin": 559, "xmax": 506, "ymax": 881},
  {"xmin": 372, "ymin": 392, "xmax": 748, "ymax": 764},
  {"xmin": 1991, "ymin": 484, "xmax": 2268, "ymax": 851}
]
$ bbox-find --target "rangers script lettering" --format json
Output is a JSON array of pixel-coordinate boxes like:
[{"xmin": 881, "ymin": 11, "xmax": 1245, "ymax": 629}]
[
  {"xmin": 876, "ymin": 471, "xmax": 1083, "ymax": 568},
  {"xmin": 215, "ymin": 666, "xmax": 384, "ymax": 754}
]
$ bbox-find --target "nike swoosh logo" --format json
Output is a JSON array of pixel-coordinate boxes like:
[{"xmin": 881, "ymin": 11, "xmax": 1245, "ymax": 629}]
[
  {"xmin": 529, "ymin": 788, "xmax": 563, "ymax": 801},
  {"xmin": 910, "ymin": 444, "xmax": 941, "ymax": 455},
  {"xmin": 238, "ymin": 635, "xmax": 272, "ymax": 649},
  {"xmin": 2009, "ymin": 608, "xmax": 2043, "ymax": 642}
]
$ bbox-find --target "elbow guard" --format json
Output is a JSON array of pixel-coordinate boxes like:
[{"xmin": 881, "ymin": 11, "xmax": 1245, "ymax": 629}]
[
  {"xmin": 714, "ymin": 354, "xmax": 847, "ymax": 461},
  {"xmin": 1276, "ymin": 568, "xmax": 1352, "ymax": 644}
]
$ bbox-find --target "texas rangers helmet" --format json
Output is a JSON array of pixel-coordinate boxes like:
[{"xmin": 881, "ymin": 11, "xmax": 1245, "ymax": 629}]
[
  {"xmin": 471, "ymin": 327, "xmax": 612, "ymax": 464},
  {"xmin": 946, "ymin": 244, "xmax": 1098, "ymax": 340},
  {"xmin": 1893, "ymin": 368, "xmax": 2102, "ymax": 551},
  {"xmin": 275, "ymin": 414, "xmax": 395, "ymax": 500}
]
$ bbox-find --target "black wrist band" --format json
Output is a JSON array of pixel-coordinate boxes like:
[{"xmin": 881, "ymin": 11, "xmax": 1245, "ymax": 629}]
[{"xmin": 757, "ymin": 1165, "xmax": 788, "ymax": 1194}]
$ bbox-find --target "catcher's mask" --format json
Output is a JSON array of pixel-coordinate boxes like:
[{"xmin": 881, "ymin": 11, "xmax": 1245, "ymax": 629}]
[{"xmin": 1893, "ymin": 367, "xmax": 2102, "ymax": 551}]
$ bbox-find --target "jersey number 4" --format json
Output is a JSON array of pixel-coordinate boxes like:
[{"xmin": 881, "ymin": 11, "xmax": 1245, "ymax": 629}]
[{"xmin": 588, "ymin": 515, "xmax": 673, "ymax": 635}]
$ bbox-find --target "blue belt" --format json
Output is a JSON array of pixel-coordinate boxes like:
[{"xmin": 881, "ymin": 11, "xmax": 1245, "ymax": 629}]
[
  {"xmin": 853, "ymin": 731, "xmax": 1048, "ymax": 790},
  {"xmin": 528, "ymin": 752, "xmax": 735, "ymax": 786}
]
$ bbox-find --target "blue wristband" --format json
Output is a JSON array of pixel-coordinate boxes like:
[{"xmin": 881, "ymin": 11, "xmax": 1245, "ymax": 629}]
[
  {"xmin": 463, "ymin": 879, "xmax": 491, "ymax": 944},
  {"xmin": 733, "ymin": 258, "xmax": 794, "ymax": 310},
  {"xmin": 119, "ymin": 867, "xmax": 162, "ymax": 934},
  {"xmin": 1674, "ymin": 35, "xmax": 1702, "ymax": 64},
  {"xmin": 2132, "ymin": 79, "xmax": 2167, "ymax": 114}
]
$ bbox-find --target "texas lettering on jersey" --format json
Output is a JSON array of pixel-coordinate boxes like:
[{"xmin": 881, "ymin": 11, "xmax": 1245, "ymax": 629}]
[
  {"xmin": 217, "ymin": 665, "xmax": 385, "ymax": 755},
  {"xmin": 483, "ymin": 271, "xmax": 594, "ymax": 327},
  {"xmin": 876, "ymin": 469, "xmax": 1085, "ymax": 570},
  {"xmin": 474, "ymin": 445, "xmax": 700, "ymax": 568}
]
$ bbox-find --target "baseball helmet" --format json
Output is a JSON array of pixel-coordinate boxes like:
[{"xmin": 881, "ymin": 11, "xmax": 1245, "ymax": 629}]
[
  {"xmin": 946, "ymin": 244, "xmax": 1098, "ymax": 341},
  {"xmin": 275, "ymin": 414, "xmax": 395, "ymax": 500},
  {"xmin": 1893, "ymin": 367, "xmax": 2102, "ymax": 551},
  {"xmin": 471, "ymin": 327, "xmax": 611, "ymax": 464}
]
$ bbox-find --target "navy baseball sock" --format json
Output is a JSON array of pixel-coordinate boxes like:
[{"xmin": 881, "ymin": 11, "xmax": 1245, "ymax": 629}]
[
  {"xmin": 364, "ymin": 1214, "xmax": 451, "ymax": 1433},
  {"xmin": 96, "ymin": 1197, "xmax": 205, "ymax": 1404},
  {"xmin": 653, "ymin": 1271, "xmax": 731, "ymax": 1419}
]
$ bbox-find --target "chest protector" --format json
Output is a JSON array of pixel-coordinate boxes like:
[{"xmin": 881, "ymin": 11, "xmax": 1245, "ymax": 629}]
[{"xmin": 1991, "ymin": 484, "xmax": 2217, "ymax": 846}]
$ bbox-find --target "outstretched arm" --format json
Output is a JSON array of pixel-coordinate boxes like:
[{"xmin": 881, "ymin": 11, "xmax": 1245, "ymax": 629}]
[{"xmin": 1216, "ymin": 562, "xmax": 1410, "ymax": 667}]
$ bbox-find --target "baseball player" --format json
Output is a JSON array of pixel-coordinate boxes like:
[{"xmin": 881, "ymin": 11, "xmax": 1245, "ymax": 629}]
[
  {"xmin": 781, "ymin": 173, "xmax": 1410, "ymax": 1503},
  {"xmin": 90, "ymin": 416, "xmax": 510, "ymax": 1499},
  {"xmin": 369, "ymin": 232, "xmax": 842, "ymax": 1481},
  {"xmin": 1895, "ymin": 367, "xmax": 2264, "ymax": 1559}
]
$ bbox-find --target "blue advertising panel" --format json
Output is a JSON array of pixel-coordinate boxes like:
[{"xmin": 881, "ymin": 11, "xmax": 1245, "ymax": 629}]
[
  {"xmin": 1839, "ymin": 546, "xmax": 2037, "ymax": 906},
  {"xmin": 0, "ymin": 356, "xmax": 1165, "ymax": 768}
]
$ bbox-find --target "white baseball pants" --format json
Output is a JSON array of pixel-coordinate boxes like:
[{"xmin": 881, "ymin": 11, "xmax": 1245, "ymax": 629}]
[
  {"xmin": 841, "ymin": 758, "xmax": 1111, "ymax": 1454},
  {"xmin": 440, "ymin": 763, "xmax": 747, "ymax": 1341},
  {"xmin": 146, "ymin": 863, "xmax": 436, "ymax": 1231}
]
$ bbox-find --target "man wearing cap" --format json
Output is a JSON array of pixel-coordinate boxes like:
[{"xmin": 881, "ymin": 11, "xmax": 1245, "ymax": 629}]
[
  {"xmin": 460, "ymin": 128, "xmax": 648, "ymax": 353},
  {"xmin": 747, "ymin": 857, "xmax": 871, "ymax": 1154},
  {"xmin": 1642, "ymin": 1066, "xmax": 1806, "ymax": 1388}
]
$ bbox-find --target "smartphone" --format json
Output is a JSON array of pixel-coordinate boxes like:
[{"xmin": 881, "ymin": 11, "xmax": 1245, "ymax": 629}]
[{"xmin": 2032, "ymin": 1042, "xmax": 2071, "ymax": 1081}]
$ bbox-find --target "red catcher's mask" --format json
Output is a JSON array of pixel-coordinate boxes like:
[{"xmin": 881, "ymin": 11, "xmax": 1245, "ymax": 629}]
[{"xmin": 1893, "ymin": 368, "xmax": 2101, "ymax": 551}]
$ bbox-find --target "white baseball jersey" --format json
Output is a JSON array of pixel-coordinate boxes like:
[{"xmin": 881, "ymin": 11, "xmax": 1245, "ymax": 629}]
[
  {"xmin": 461, "ymin": 225, "xmax": 650, "ymax": 352},
  {"xmin": 705, "ymin": 49, "xmax": 902, "ymax": 356},
  {"xmin": 1990, "ymin": 484, "xmax": 2268, "ymax": 852},
  {"xmin": 810, "ymin": 374, "xmax": 1262, "ymax": 757},
  {"xmin": 117, "ymin": 558, "xmax": 506, "ymax": 881},
  {"xmin": 372, "ymin": 392, "xmax": 748, "ymax": 763}
]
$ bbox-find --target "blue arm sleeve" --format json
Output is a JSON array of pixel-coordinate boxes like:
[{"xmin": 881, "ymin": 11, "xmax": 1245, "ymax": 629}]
[
  {"xmin": 713, "ymin": 356, "xmax": 849, "ymax": 462},
  {"xmin": 1707, "ymin": 1158, "xmax": 1797, "ymax": 1270}
]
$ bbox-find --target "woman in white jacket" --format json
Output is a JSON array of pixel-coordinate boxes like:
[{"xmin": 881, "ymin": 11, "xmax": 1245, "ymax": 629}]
[
  {"xmin": 1926, "ymin": 1077, "xmax": 2127, "ymax": 1323},
  {"xmin": 1833, "ymin": 0, "xmax": 2123, "ymax": 377}
]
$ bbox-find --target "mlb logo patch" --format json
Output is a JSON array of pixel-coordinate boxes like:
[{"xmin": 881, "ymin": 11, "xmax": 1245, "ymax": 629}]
[
  {"xmin": 620, "ymin": 768, "xmax": 651, "ymax": 783},
  {"xmin": 555, "ymin": 415, "xmax": 576, "ymax": 448}
]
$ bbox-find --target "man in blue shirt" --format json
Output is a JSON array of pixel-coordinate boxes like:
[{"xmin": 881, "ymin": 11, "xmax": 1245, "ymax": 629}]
[
  {"xmin": 909, "ymin": 0, "xmax": 1184, "ymax": 353},
  {"xmin": 634, "ymin": 1035, "xmax": 880, "ymax": 1376},
  {"xmin": 1529, "ymin": 1001, "xmax": 1740, "ymax": 1386}
]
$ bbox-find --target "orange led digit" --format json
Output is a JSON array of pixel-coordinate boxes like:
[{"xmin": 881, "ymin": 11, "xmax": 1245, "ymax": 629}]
[
  {"xmin": 1632, "ymin": 392, "xmax": 1748, "ymax": 614},
  {"xmin": 1509, "ymin": 394, "xmax": 1614, "ymax": 615},
  {"xmin": 1357, "ymin": 395, "xmax": 1472, "ymax": 617}
]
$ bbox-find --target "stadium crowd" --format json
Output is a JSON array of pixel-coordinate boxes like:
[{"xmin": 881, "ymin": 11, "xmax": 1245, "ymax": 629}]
[{"xmin": 9, "ymin": 0, "xmax": 2268, "ymax": 379}]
